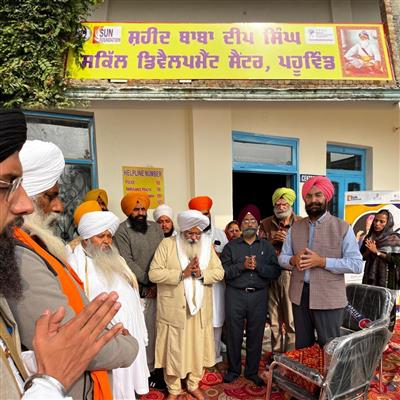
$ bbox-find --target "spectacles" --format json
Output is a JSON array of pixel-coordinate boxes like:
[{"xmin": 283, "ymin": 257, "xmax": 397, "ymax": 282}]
[
  {"xmin": 242, "ymin": 218, "xmax": 257, "ymax": 225},
  {"xmin": 0, "ymin": 176, "xmax": 23, "ymax": 201}
]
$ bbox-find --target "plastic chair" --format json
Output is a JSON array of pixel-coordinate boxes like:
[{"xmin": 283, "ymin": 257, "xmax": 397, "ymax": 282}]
[{"xmin": 265, "ymin": 324, "xmax": 391, "ymax": 400}]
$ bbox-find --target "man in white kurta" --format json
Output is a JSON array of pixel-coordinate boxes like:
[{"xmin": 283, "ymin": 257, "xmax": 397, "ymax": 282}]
[
  {"xmin": 67, "ymin": 210, "xmax": 149, "ymax": 399},
  {"xmin": 149, "ymin": 210, "xmax": 224, "ymax": 400}
]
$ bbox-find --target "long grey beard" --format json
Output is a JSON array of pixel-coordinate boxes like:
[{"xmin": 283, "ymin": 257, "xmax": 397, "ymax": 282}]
[
  {"xmin": 85, "ymin": 242, "xmax": 131, "ymax": 287},
  {"xmin": 179, "ymin": 233, "xmax": 202, "ymax": 260},
  {"xmin": 23, "ymin": 209, "xmax": 67, "ymax": 262}
]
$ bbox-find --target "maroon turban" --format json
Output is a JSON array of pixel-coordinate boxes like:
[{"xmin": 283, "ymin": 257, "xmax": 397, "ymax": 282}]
[
  {"xmin": 302, "ymin": 176, "xmax": 334, "ymax": 202},
  {"xmin": 237, "ymin": 204, "xmax": 261, "ymax": 226}
]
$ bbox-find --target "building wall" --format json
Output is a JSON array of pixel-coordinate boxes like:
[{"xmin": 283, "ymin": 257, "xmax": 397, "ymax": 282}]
[
  {"xmin": 89, "ymin": 0, "xmax": 381, "ymax": 23},
  {"xmin": 90, "ymin": 101, "xmax": 191, "ymax": 220},
  {"xmin": 88, "ymin": 101, "xmax": 399, "ymax": 226}
]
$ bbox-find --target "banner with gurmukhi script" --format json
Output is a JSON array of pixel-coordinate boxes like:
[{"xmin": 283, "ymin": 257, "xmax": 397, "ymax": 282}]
[
  {"xmin": 66, "ymin": 23, "xmax": 393, "ymax": 80},
  {"xmin": 122, "ymin": 166, "xmax": 164, "ymax": 209}
]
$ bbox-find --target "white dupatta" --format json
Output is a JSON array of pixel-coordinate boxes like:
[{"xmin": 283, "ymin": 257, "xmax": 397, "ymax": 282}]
[{"xmin": 176, "ymin": 234, "xmax": 211, "ymax": 316}]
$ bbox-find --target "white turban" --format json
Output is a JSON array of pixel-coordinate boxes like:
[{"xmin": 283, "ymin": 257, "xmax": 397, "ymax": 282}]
[
  {"xmin": 78, "ymin": 211, "xmax": 120, "ymax": 240},
  {"xmin": 153, "ymin": 204, "xmax": 174, "ymax": 222},
  {"xmin": 20, "ymin": 140, "xmax": 65, "ymax": 197},
  {"xmin": 177, "ymin": 210, "xmax": 209, "ymax": 232}
]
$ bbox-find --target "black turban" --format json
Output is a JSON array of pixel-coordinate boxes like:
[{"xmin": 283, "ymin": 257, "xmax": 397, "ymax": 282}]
[{"xmin": 0, "ymin": 109, "xmax": 27, "ymax": 163}]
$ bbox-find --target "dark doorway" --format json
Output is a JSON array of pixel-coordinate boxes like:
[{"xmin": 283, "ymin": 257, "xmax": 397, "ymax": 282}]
[{"xmin": 233, "ymin": 172, "xmax": 293, "ymax": 220}]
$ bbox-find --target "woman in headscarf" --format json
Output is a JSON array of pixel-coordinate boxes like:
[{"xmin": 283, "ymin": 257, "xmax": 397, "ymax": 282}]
[
  {"xmin": 361, "ymin": 209, "xmax": 400, "ymax": 290},
  {"xmin": 361, "ymin": 209, "xmax": 400, "ymax": 328}
]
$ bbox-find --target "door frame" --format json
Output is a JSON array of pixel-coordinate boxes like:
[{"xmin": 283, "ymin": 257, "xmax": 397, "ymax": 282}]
[
  {"xmin": 326, "ymin": 144, "xmax": 366, "ymax": 219},
  {"xmin": 232, "ymin": 131, "xmax": 299, "ymax": 213}
]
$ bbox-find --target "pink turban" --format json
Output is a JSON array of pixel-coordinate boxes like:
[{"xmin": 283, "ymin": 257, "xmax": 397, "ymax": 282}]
[{"xmin": 302, "ymin": 176, "xmax": 334, "ymax": 202}]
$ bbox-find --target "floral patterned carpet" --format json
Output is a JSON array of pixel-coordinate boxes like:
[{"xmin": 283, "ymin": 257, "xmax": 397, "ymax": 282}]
[{"xmin": 141, "ymin": 320, "xmax": 400, "ymax": 400}]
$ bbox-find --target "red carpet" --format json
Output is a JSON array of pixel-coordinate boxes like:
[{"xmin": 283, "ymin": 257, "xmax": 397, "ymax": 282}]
[{"xmin": 141, "ymin": 320, "xmax": 400, "ymax": 399}]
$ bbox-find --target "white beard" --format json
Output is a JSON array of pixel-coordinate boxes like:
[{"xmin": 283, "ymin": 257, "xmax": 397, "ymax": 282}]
[
  {"xmin": 84, "ymin": 242, "xmax": 137, "ymax": 288},
  {"xmin": 23, "ymin": 208, "xmax": 67, "ymax": 262},
  {"xmin": 179, "ymin": 233, "xmax": 202, "ymax": 260},
  {"xmin": 274, "ymin": 205, "xmax": 293, "ymax": 221}
]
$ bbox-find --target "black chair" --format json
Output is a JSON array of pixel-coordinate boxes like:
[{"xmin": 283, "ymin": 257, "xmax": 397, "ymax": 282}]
[
  {"xmin": 265, "ymin": 284, "xmax": 394, "ymax": 399},
  {"xmin": 265, "ymin": 324, "xmax": 391, "ymax": 400},
  {"xmin": 342, "ymin": 283, "xmax": 394, "ymax": 334},
  {"xmin": 342, "ymin": 284, "xmax": 394, "ymax": 392}
]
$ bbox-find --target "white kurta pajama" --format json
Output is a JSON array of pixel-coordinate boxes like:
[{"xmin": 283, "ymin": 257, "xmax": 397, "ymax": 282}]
[
  {"xmin": 206, "ymin": 225, "xmax": 228, "ymax": 363},
  {"xmin": 68, "ymin": 244, "xmax": 149, "ymax": 398}
]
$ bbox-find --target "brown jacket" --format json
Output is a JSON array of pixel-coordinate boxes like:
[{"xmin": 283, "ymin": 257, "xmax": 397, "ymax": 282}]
[{"xmin": 259, "ymin": 213, "xmax": 302, "ymax": 254}]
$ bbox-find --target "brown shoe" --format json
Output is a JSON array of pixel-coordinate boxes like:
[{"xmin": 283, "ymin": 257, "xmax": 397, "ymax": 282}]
[{"xmin": 188, "ymin": 388, "xmax": 205, "ymax": 400}]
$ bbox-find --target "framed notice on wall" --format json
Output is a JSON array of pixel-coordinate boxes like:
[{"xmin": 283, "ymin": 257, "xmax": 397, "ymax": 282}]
[
  {"xmin": 122, "ymin": 166, "xmax": 164, "ymax": 209},
  {"xmin": 344, "ymin": 190, "xmax": 400, "ymax": 290}
]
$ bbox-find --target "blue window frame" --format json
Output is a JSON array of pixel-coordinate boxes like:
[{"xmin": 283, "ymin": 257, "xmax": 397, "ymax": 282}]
[
  {"xmin": 24, "ymin": 110, "xmax": 97, "ymax": 240},
  {"xmin": 232, "ymin": 131, "xmax": 299, "ymax": 212},
  {"xmin": 326, "ymin": 145, "xmax": 366, "ymax": 219},
  {"xmin": 233, "ymin": 131, "xmax": 298, "ymax": 174}
]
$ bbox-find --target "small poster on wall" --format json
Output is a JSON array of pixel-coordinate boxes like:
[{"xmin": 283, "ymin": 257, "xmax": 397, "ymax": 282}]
[
  {"xmin": 122, "ymin": 166, "xmax": 164, "ymax": 209},
  {"xmin": 345, "ymin": 190, "xmax": 400, "ymax": 314}
]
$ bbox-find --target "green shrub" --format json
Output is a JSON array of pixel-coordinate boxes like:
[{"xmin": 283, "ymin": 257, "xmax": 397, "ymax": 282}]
[{"xmin": 0, "ymin": 0, "xmax": 98, "ymax": 108}]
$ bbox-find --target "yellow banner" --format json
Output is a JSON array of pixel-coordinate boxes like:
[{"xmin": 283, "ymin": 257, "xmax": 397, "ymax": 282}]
[
  {"xmin": 122, "ymin": 166, "xmax": 164, "ymax": 209},
  {"xmin": 66, "ymin": 23, "xmax": 393, "ymax": 80}
]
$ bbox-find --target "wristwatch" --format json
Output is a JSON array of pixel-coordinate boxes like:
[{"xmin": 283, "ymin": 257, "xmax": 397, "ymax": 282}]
[{"xmin": 377, "ymin": 251, "xmax": 382, "ymax": 257}]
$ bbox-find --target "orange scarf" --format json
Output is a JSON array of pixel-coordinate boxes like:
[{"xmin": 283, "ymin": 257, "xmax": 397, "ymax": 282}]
[{"xmin": 14, "ymin": 227, "xmax": 113, "ymax": 400}]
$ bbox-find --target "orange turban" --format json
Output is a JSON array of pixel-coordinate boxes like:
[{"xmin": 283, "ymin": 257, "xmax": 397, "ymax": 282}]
[
  {"xmin": 188, "ymin": 196, "xmax": 213, "ymax": 211},
  {"xmin": 121, "ymin": 191, "xmax": 150, "ymax": 216},
  {"xmin": 84, "ymin": 188, "xmax": 108, "ymax": 207},
  {"xmin": 73, "ymin": 201, "xmax": 102, "ymax": 226}
]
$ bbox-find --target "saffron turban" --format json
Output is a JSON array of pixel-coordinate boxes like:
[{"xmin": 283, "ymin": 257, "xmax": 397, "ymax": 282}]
[
  {"xmin": 73, "ymin": 200, "xmax": 102, "ymax": 226},
  {"xmin": 272, "ymin": 187, "xmax": 296, "ymax": 206},
  {"xmin": 153, "ymin": 204, "xmax": 173, "ymax": 222},
  {"xmin": 177, "ymin": 210, "xmax": 209, "ymax": 232},
  {"xmin": 237, "ymin": 204, "xmax": 261, "ymax": 226},
  {"xmin": 20, "ymin": 140, "xmax": 65, "ymax": 197},
  {"xmin": 121, "ymin": 191, "xmax": 150, "ymax": 216},
  {"xmin": 0, "ymin": 109, "xmax": 27, "ymax": 163},
  {"xmin": 78, "ymin": 211, "xmax": 120, "ymax": 240},
  {"xmin": 84, "ymin": 188, "xmax": 108, "ymax": 207},
  {"xmin": 302, "ymin": 176, "xmax": 335, "ymax": 202},
  {"xmin": 188, "ymin": 196, "xmax": 213, "ymax": 211}
]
